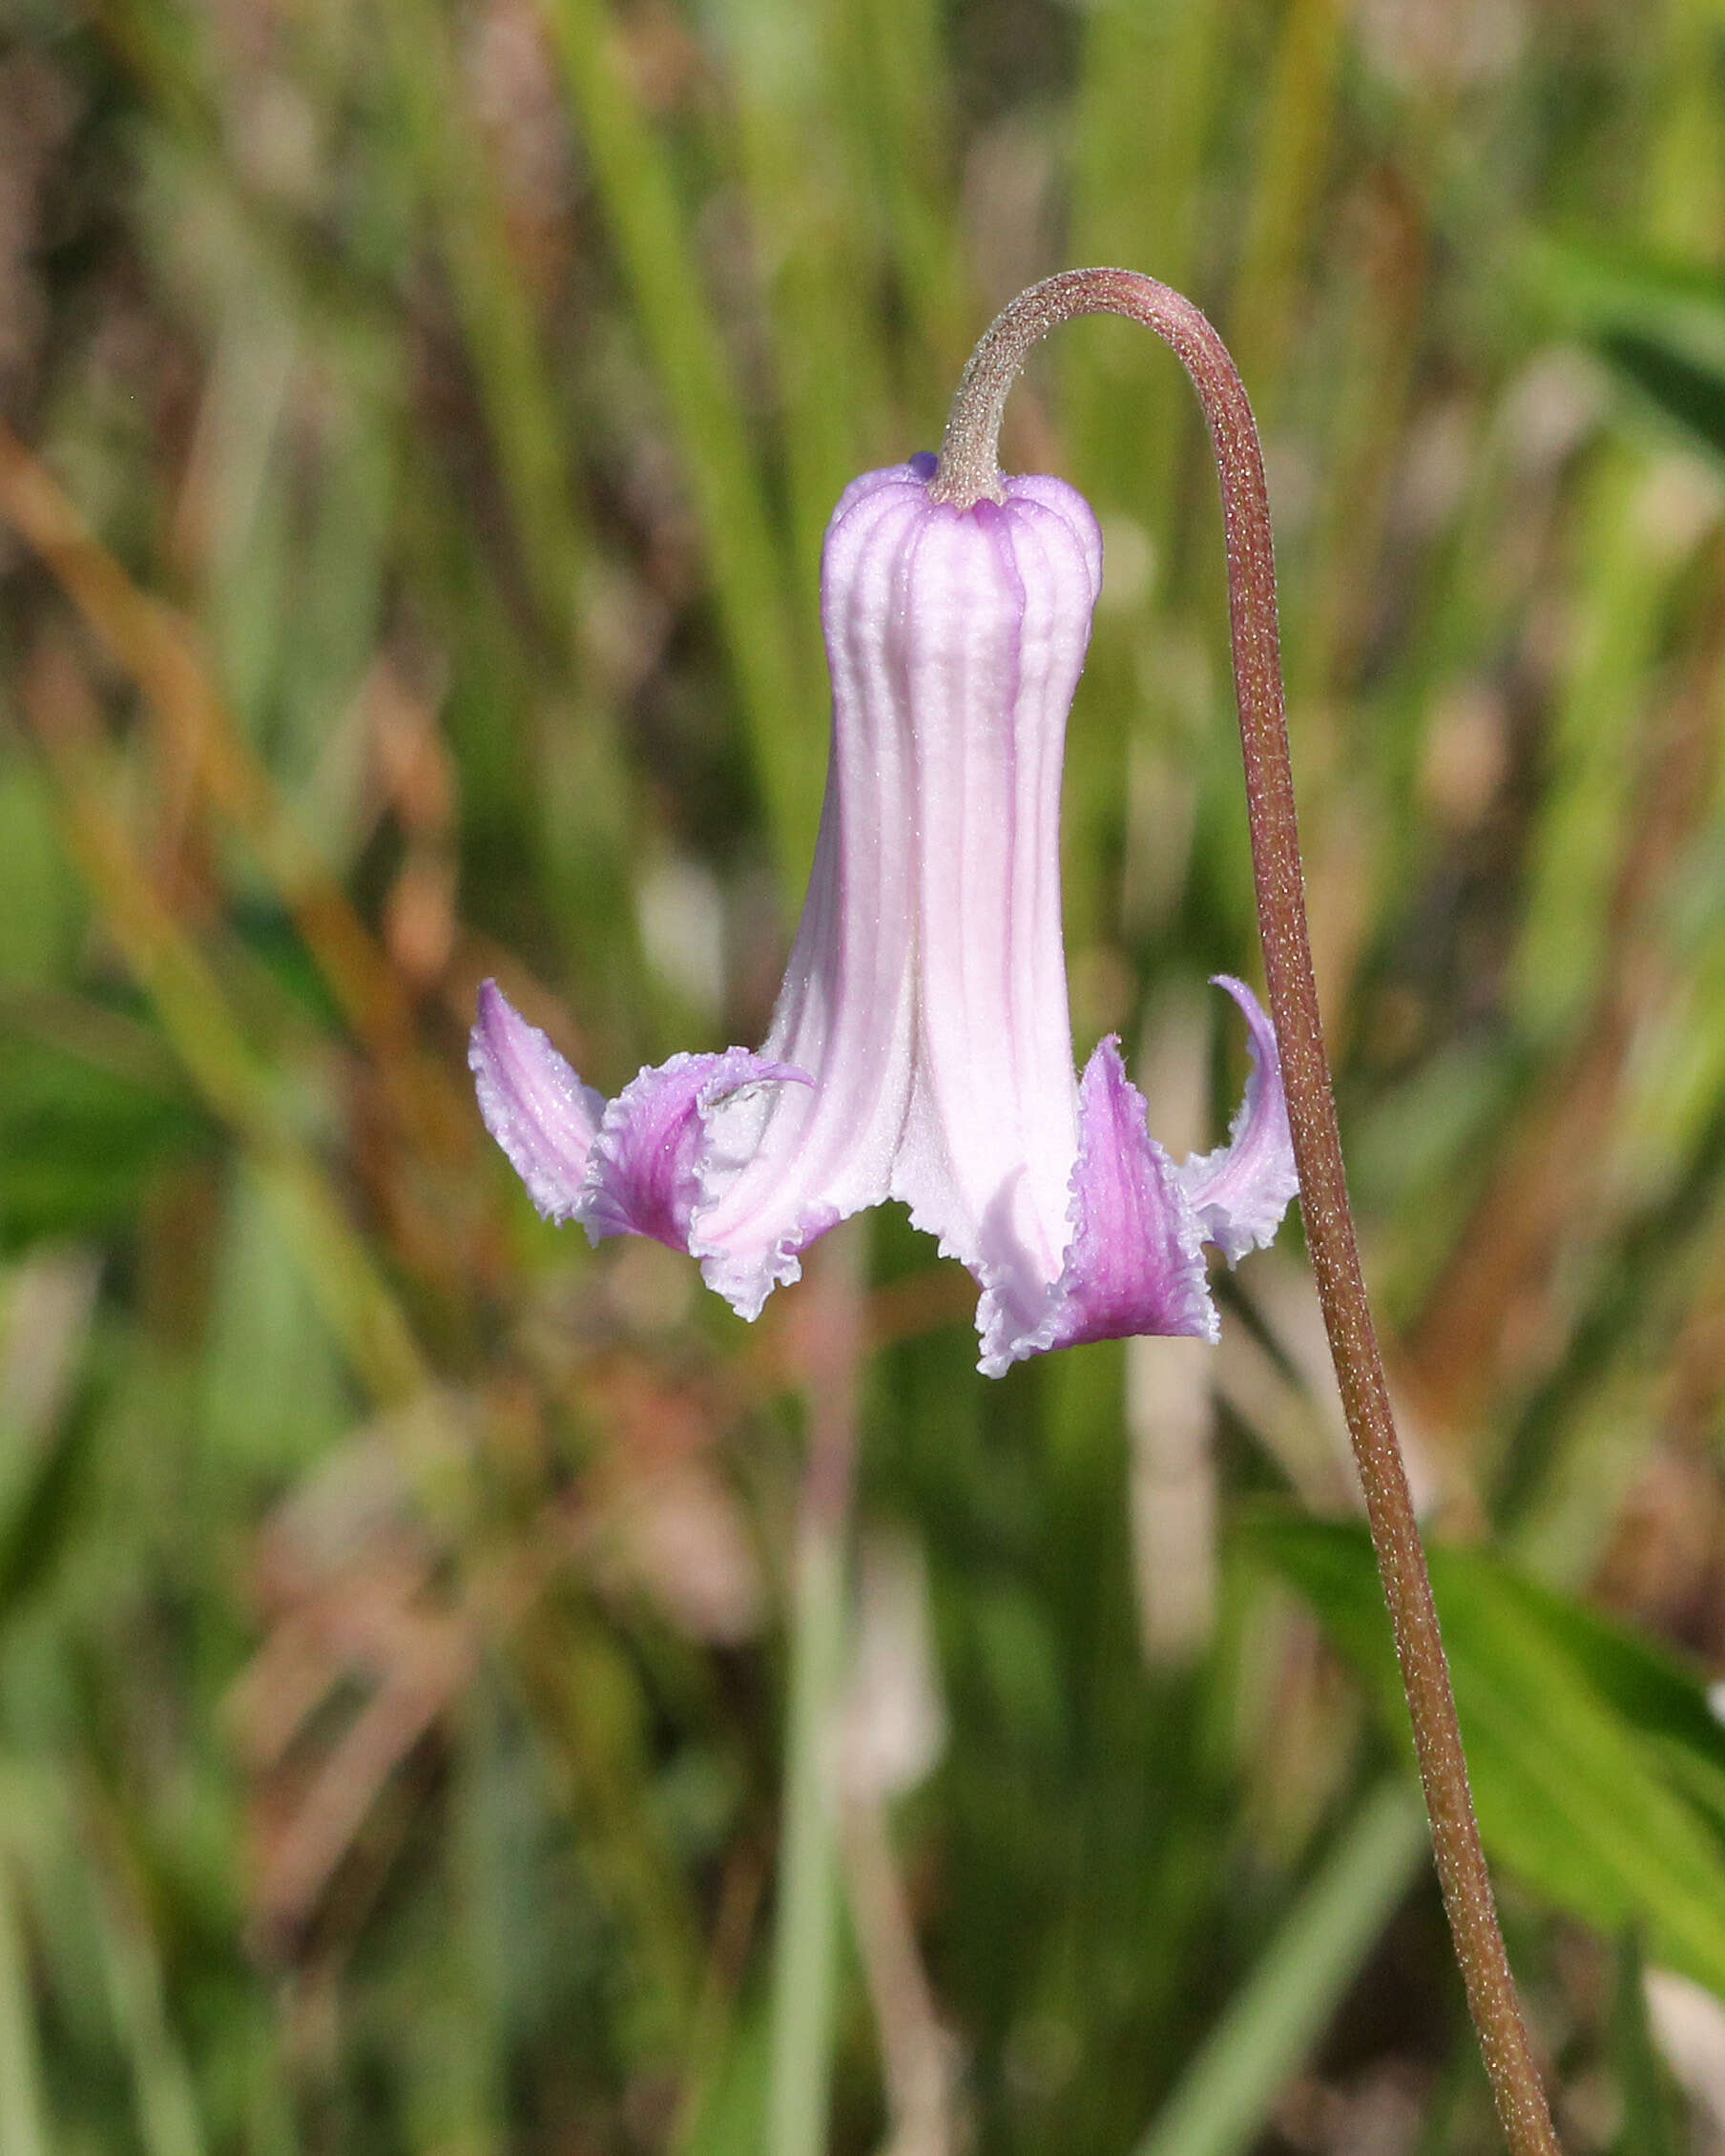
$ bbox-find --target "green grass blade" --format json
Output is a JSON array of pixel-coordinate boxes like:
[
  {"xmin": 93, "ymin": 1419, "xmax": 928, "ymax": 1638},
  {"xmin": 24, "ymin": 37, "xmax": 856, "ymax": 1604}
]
[
  {"xmin": 0, "ymin": 1855, "xmax": 51, "ymax": 2156},
  {"xmin": 1611, "ymin": 1933, "xmax": 1683, "ymax": 2156},
  {"xmin": 702, "ymin": 0, "xmax": 890, "ymax": 601},
  {"xmin": 377, "ymin": 0, "xmax": 592, "ymax": 649},
  {"xmin": 1133, "ymin": 1779, "xmax": 1428, "ymax": 2156},
  {"xmin": 1225, "ymin": 0, "xmax": 1343, "ymax": 425},
  {"xmin": 765, "ymin": 1516, "xmax": 847, "ymax": 2156},
  {"xmin": 540, "ymin": 0, "xmax": 817, "ymax": 880},
  {"xmin": 94, "ymin": 1867, "xmax": 208, "ymax": 2156}
]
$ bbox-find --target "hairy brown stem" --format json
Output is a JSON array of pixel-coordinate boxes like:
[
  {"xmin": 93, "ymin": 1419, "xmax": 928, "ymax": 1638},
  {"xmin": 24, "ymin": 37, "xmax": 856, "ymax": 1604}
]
[{"xmin": 933, "ymin": 268, "xmax": 1560, "ymax": 2156}]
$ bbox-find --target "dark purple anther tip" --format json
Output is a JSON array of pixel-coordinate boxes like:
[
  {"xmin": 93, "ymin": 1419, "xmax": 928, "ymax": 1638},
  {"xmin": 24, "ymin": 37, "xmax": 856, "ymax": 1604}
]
[{"xmin": 908, "ymin": 450, "xmax": 938, "ymax": 480}]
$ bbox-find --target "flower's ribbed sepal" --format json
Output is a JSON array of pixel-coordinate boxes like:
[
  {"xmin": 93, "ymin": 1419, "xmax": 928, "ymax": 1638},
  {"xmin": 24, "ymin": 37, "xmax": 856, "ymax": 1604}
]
[
  {"xmin": 470, "ymin": 980, "xmax": 607, "ymax": 1223},
  {"xmin": 584, "ymin": 1051, "xmax": 811, "ymax": 1253},
  {"xmin": 1002, "ymin": 1036, "xmax": 1216, "ymax": 1372},
  {"xmin": 469, "ymin": 981, "xmax": 813, "ymax": 1259},
  {"xmin": 1054, "ymin": 1034, "xmax": 1219, "ymax": 1351},
  {"xmin": 974, "ymin": 978, "xmax": 1297, "ymax": 1376},
  {"xmin": 1177, "ymin": 975, "xmax": 1299, "ymax": 1263}
]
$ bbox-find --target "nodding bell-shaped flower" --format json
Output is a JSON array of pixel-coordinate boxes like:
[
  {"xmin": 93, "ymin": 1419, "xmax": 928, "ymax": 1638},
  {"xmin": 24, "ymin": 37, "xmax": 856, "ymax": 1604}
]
[{"xmin": 471, "ymin": 454, "xmax": 1298, "ymax": 1374}]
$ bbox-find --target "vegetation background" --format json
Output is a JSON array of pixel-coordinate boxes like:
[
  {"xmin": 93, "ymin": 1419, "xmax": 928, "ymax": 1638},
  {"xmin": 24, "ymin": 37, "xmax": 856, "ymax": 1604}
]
[{"xmin": 6, "ymin": 0, "xmax": 1725, "ymax": 2148}]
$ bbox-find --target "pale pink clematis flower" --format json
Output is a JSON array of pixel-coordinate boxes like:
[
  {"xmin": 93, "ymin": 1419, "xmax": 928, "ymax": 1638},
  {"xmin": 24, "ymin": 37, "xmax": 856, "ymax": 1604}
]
[{"xmin": 471, "ymin": 454, "xmax": 1298, "ymax": 1374}]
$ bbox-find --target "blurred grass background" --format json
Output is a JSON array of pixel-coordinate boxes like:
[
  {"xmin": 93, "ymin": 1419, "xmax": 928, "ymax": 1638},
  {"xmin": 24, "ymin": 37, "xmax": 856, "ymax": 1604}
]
[{"xmin": 6, "ymin": 0, "xmax": 1725, "ymax": 2149}]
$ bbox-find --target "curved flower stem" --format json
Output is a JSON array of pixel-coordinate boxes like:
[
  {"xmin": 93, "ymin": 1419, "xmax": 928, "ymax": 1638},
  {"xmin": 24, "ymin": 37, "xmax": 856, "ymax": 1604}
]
[{"xmin": 932, "ymin": 267, "xmax": 1562, "ymax": 2156}]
